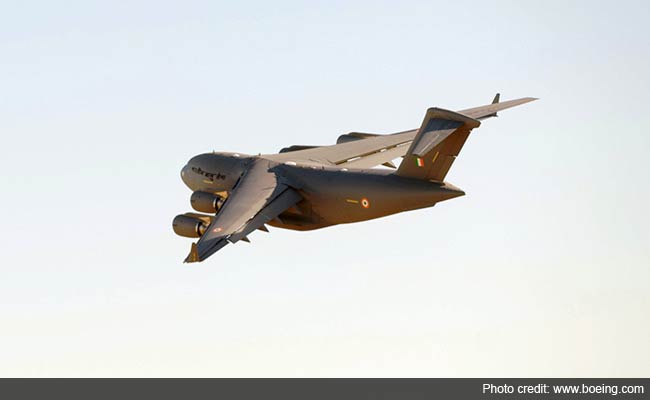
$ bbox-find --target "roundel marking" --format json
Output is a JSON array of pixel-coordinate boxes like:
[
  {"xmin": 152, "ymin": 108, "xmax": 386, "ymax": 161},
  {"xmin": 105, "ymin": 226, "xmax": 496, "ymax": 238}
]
[{"xmin": 361, "ymin": 198, "xmax": 370, "ymax": 209}]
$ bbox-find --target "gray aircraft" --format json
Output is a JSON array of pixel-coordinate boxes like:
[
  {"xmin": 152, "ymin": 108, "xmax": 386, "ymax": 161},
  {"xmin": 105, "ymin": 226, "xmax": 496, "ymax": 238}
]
[{"xmin": 174, "ymin": 94, "xmax": 537, "ymax": 263}]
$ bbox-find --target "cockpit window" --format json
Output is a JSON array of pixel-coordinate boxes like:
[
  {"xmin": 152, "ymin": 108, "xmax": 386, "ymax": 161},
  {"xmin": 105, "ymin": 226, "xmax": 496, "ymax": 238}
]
[{"xmin": 191, "ymin": 166, "xmax": 226, "ymax": 181}]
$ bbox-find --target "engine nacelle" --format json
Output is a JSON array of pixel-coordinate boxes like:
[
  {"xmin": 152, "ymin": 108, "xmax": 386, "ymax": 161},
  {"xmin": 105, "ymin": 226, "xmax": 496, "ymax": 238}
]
[
  {"xmin": 190, "ymin": 191, "xmax": 225, "ymax": 213},
  {"xmin": 172, "ymin": 214, "xmax": 210, "ymax": 238}
]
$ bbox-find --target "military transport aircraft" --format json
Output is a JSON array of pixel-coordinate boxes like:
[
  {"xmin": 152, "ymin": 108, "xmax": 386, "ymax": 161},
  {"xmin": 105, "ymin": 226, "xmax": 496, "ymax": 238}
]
[{"xmin": 173, "ymin": 94, "xmax": 536, "ymax": 263}]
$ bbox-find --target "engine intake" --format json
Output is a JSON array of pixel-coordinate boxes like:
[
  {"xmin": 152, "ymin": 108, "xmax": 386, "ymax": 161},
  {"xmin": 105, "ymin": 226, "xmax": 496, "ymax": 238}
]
[
  {"xmin": 172, "ymin": 214, "xmax": 212, "ymax": 238},
  {"xmin": 190, "ymin": 191, "xmax": 225, "ymax": 213}
]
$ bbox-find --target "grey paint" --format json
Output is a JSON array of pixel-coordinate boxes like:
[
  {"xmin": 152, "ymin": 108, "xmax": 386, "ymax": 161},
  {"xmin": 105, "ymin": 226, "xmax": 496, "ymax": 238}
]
[{"xmin": 174, "ymin": 95, "xmax": 537, "ymax": 263}]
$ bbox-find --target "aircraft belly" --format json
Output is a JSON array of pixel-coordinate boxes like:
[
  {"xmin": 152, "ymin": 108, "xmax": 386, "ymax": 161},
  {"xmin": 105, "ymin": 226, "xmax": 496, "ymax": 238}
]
[{"xmin": 291, "ymin": 169, "xmax": 464, "ymax": 226}]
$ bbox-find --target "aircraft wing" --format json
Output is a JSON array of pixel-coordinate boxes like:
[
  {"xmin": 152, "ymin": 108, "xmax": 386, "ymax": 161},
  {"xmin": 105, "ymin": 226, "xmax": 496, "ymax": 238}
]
[
  {"xmin": 267, "ymin": 129, "xmax": 418, "ymax": 168},
  {"xmin": 459, "ymin": 96, "xmax": 537, "ymax": 120},
  {"xmin": 266, "ymin": 95, "xmax": 536, "ymax": 169},
  {"xmin": 185, "ymin": 159, "xmax": 302, "ymax": 263}
]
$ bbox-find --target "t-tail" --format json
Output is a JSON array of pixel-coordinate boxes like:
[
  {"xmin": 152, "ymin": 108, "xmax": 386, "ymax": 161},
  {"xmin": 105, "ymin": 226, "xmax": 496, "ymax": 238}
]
[{"xmin": 395, "ymin": 94, "xmax": 537, "ymax": 182}]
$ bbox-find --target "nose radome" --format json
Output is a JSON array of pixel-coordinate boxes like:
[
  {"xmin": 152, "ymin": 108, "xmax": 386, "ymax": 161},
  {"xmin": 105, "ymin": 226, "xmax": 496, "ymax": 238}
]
[
  {"xmin": 180, "ymin": 164, "xmax": 192, "ymax": 187},
  {"xmin": 188, "ymin": 153, "xmax": 217, "ymax": 165}
]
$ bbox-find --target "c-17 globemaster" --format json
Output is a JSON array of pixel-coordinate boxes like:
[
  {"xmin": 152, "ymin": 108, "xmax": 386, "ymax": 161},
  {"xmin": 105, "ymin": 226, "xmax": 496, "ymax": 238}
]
[{"xmin": 173, "ymin": 94, "xmax": 537, "ymax": 262}]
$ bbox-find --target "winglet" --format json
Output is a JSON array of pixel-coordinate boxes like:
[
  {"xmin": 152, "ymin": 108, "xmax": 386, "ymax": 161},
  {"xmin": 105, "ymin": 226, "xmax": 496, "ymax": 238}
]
[
  {"xmin": 486, "ymin": 93, "xmax": 501, "ymax": 118},
  {"xmin": 184, "ymin": 242, "xmax": 200, "ymax": 263}
]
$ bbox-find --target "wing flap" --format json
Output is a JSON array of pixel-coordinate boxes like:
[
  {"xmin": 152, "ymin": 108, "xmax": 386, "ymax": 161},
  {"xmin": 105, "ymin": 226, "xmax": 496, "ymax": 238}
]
[
  {"xmin": 338, "ymin": 143, "xmax": 411, "ymax": 169},
  {"xmin": 228, "ymin": 187, "xmax": 302, "ymax": 242}
]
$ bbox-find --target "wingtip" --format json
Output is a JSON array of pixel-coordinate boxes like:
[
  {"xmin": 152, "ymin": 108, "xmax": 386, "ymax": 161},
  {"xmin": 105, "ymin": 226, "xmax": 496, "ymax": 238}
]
[
  {"xmin": 184, "ymin": 242, "xmax": 201, "ymax": 263},
  {"xmin": 508, "ymin": 96, "xmax": 539, "ymax": 106}
]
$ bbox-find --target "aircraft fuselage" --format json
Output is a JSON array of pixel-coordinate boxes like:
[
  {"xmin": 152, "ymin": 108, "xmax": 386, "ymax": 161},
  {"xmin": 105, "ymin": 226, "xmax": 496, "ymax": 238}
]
[
  {"xmin": 180, "ymin": 153, "xmax": 464, "ymax": 231},
  {"xmin": 173, "ymin": 95, "xmax": 536, "ymax": 262}
]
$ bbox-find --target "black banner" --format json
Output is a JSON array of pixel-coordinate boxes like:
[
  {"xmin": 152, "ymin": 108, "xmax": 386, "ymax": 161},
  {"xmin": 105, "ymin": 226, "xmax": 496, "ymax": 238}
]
[{"xmin": 1, "ymin": 378, "xmax": 648, "ymax": 400}]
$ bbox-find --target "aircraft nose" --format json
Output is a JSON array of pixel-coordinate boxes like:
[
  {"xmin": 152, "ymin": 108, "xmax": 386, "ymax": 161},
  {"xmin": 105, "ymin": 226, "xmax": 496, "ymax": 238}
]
[{"xmin": 180, "ymin": 164, "xmax": 192, "ymax": 188}]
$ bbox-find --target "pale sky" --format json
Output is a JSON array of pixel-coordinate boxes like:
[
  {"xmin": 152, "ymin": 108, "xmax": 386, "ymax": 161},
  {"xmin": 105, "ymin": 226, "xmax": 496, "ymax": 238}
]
[{"xmin": 1, "ymin": 0, "xmax": 648, "ymax": 377}]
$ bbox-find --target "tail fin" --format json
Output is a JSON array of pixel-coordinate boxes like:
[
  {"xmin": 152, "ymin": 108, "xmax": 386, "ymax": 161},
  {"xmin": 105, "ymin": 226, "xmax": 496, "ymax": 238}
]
[
  {"xmin": 396, "ymin": 95, "xmax": 537, "ymax": 181},
  {"xmin": 395, "ymin": 108, "xmax": 480, "ymax": 182}
]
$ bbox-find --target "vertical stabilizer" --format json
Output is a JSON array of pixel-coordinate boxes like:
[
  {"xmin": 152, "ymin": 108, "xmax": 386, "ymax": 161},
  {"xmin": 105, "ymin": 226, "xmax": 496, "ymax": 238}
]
[{"xmin": 395, "ymin": 108, "xmax": 480, "ymax": 181}]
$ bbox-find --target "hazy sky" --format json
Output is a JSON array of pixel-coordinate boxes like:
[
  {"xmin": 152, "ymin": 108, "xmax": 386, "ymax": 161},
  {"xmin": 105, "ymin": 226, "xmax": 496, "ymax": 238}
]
[{"xmin": 1, "ymin": 0, "xmax": 648, "ymax": 377}]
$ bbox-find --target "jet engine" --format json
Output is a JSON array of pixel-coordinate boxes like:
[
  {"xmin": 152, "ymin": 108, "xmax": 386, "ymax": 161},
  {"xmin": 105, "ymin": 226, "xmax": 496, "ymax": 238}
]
[
  {"xmin": 190, "ymin": 191, "xmax": 225, "ymax": 213},
  {"xmin": 172, "ymin": 213, "xmax": 212, "ymax": 238}
]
